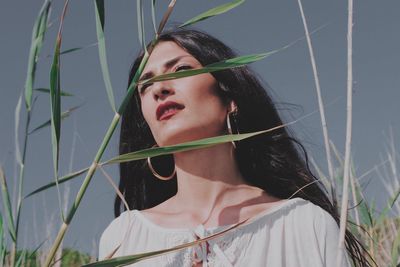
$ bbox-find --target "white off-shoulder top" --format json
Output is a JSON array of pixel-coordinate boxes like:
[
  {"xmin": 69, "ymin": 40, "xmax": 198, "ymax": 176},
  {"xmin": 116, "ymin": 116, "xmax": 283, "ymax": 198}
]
[{"xmin": 99, "ymin": 197, "xmax": 351, "ymax": 266}]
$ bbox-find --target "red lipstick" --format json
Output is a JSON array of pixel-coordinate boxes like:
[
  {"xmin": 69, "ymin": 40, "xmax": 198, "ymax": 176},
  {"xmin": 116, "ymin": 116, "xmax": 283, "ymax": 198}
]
[{"xmin": 156, "ymin": 101, "xmax": 185, "ymax": 121}]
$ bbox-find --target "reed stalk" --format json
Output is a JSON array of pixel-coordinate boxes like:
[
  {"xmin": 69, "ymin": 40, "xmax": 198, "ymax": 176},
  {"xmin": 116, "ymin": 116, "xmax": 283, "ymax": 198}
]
[
  {"xmin": 43, "ymin": 1, "xmax": 177, "ymax": 265},
  {"xmin": 336, "ymin": 0, "xmax": 354, "ymax": 266},
  {"xmin": 296, "ymin": 0, "xmax": 334, "ymax": 189},
  {"xmin": 10, "ymin": 109, "xmax": 31, "ymax": 267}
]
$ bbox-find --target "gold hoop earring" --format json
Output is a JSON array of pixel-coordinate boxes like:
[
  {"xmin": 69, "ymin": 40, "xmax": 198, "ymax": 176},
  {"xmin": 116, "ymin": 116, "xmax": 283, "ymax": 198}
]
[
  {"xmin": 227, "ymin": 111, "xmax": 238, "ymax": 149},
  {"xmin": 147, "ymin": 145, "xmax": 176, "ymax": 180}
]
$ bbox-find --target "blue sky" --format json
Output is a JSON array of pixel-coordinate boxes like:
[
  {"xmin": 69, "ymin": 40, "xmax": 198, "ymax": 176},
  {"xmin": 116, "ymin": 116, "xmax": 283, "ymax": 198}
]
[{"xmin": 0, "ymin": 0, "xmax": 399, "ymax": 255}]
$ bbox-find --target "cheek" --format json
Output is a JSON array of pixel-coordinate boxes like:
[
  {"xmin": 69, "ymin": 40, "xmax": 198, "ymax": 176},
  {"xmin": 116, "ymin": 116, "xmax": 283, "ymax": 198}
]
[
  {"xmin": 187, "ymin": 91, "xmax": 228, "ymax": 131},
  {"xmin": 140, "ymin": 97, "xmax": 154, "ymax": 127}
]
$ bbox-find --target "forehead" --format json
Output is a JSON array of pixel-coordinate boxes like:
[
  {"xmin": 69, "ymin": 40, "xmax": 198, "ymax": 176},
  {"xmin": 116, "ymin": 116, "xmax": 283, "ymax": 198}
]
[{"xmin": 143, "ymin": 41, "xmax": 197, "ymax": 71}]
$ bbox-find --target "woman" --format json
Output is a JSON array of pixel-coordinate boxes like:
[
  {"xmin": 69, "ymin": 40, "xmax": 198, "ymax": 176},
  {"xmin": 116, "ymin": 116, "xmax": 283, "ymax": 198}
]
[{"xmin": 99, "ymin": 29, "xmax": 370, "ymax": 266}]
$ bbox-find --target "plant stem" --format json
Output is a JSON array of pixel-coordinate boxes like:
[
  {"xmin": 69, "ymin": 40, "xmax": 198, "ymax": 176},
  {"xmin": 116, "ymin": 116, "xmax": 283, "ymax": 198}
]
[
  {"xmin": 43, "ymin": 2, "xmax": 176, "ymax": 265},
  {"xmin": 43, "ymin": 113, "xmax": 120, "ymax": 266},
  {"xmin": 296, "ymin": 0, "xmax": 335, "ymax": 192},
  {"xmin": 336, "ymin": 0, "xmax": 353, "ymax": 266},
  {"xmin": 11, "ymin": 108, "xmax": 31, "ymax": 267},
  {"xmin": 349, "ymin": 169, "xmax": 361, "ymax": 227}
]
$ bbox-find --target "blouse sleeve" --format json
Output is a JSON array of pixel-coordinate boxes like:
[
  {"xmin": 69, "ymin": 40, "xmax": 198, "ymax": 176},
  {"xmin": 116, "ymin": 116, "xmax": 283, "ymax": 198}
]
[
  {"xmin": 98, "ymin": 216, "xmax": 120, "ymax": 260},
  {"xmin": 98, "ymin": 211, "xmax": 133, "ymax": 260},
  {"xmin": 279, "ymin": 201, "xmax": 351, "ymax": 267},
  {"xmin": 312, "ymin": 204, "xmax": 351, "ymax": 267}
]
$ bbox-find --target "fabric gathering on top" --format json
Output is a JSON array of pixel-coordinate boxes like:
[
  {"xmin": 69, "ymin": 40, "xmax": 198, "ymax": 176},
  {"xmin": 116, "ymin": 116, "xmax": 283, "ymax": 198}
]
[{"xmin": 99, "ymin": 197, "xmax": 351, "ymax": 267}]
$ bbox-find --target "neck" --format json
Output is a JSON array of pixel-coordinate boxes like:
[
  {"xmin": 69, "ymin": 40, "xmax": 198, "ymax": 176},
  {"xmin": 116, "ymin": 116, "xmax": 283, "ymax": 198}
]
[{"xmin": 171, "ymin": 143, "xmax": 250, "ymax": 216}]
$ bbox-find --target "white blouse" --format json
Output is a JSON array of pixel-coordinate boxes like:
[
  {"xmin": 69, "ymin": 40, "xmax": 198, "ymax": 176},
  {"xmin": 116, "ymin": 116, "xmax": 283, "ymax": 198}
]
[{"xmin": 99, "ymin": 197, "xmax": 351, "ymax": 266}]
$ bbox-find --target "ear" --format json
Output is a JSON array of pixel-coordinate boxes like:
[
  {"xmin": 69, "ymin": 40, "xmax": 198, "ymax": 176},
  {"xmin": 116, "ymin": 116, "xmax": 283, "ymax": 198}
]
[{"xmin": 228, "ymin": 100, "xmax": 238, "ymax": 114}]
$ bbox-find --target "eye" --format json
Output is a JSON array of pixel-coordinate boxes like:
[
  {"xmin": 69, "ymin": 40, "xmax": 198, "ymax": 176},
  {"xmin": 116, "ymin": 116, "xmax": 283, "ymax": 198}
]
[
  {"xmin": 138, "ymin": 83, "xmax": 153, "ymax": 94},
  {"xmin": 175, "ymin": 64, "xmax": 192, "ymax": 72}
]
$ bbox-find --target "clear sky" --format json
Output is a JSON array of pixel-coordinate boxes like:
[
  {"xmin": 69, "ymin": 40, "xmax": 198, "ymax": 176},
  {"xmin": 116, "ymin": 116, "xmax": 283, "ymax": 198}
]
[{"xmin": 0, "ymin": 0, "xmax": 399, "ymax": 256}]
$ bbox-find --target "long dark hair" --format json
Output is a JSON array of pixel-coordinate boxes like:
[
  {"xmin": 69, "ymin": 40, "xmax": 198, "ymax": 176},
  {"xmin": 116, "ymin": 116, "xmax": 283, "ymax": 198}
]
[{"xmin": 117, "ymin": 28, "xmax": 372, "ymax": 266}]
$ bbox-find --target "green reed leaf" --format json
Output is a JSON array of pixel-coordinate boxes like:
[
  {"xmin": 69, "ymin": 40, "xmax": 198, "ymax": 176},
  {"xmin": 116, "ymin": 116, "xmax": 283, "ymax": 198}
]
[
  {"xmin": 25, "ymin": 0, "xmax": 52, "ymax": 110},
  {"xmin": 141, "ymin": 52, "xmax": 273, "ymax": 85},
  {"xmin": 84, "ymin": 217, "xmax": 248, "ymax": 266},
  {"xmin": 28, "ymin": 239, "xmax": 47, "ymax": 260},
  {"xmin": 390, "ymin": 187, "xmax": 400, "ymax": 207},
  {"xmin": 24, "ymin": 167, "xmax": 89, "ymax": 199},
  {"xmin": 94, "ymin": 0, "xmax": 116, "ymax": 112},
  {"xmin": 60, "ymin": 41, "xmax": 98, "ymax": 55},
  {"xmin": 351, "ymin": 175, "xmax": 374, "ymax": 227},
  {"xmin": 29, "ymin": 105, "xmax": 81, "ymax": 135},
  {"xmin": 27, "ymin": 126, "xmax": 295, "ymax": 197},
  {"xmin": 104, "ymin": 124, "xmax": 289, "ymax": 165},
  {"xmin": 14, "ymin": 250, "xmax": 26, "ymax": 267},
  {"xmin": 0, "ymin": 212, "xmax": 5, "ymax": 264},
  {"xmin": 0, "ymin": 167, "xmax": 16, "ymax": 242},
  {"xmin": 358, "ymin": 200, "xmax": 373, "ymax": 227},
  {"xmin": 137, "ymin": 0, "xmax": 146, "ymax": 51},
  {"xmin": 15, "ymin": 94, "xmax": 23, "ymax": 165},
  {"xmin": 180, "ymin": 0, "xmax": 245, "ymax": 28},
  {"xmin": 35, "ymin": 88, "xmax": 73, "ymax": 96},
  {"xmin": 50, "ymin": 0, "xmax": 70, "ymax": 222},
  {"xmin": 49, "ymin": 30, "xmax": 62, "ymax": 178},
  {"xmin": 151, "ymin": 0, "xmax": 157, "ymax": 34}
]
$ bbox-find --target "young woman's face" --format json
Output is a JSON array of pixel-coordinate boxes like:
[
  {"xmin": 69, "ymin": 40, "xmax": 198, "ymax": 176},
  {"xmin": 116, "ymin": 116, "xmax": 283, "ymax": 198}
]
[{"xmin": 138, "ymin": 41, "xmax": 229, "ymax": 146}]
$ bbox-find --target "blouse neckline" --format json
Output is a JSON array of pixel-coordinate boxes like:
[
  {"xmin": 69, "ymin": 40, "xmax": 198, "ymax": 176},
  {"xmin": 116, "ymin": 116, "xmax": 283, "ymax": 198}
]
[{"xmin": 131, "ymin": 197, "xmax": 304, "ymax": 233}]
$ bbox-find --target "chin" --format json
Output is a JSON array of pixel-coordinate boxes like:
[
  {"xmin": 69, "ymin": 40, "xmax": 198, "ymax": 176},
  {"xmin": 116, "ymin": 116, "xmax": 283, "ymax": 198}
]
[
  {"xmin": 157, "ymin": 126, "xmax": 221, "ymax": 147},
  {"xmin": 157, "ymin": 131, "xmax": 194, "ymax": 147}
]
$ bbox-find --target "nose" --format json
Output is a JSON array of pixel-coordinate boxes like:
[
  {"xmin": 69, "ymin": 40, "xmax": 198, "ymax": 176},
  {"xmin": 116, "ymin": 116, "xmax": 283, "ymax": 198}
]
[{"xmin": 152, "ymin": 81, "xmax": 174, "ymax": 101}]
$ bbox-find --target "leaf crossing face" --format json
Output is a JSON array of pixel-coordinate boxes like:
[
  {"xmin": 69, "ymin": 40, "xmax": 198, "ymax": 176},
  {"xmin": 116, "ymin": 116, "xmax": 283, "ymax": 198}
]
[{"xmin": 140, "ymin": 53, "xmax": 271, "ymax": 85}]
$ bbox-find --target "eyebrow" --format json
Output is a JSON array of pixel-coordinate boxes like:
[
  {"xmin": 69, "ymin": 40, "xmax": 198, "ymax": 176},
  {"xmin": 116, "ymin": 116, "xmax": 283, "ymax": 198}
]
[{"xmin": 138, "ymin": 55, "xmax": 192, "ymax": 82}]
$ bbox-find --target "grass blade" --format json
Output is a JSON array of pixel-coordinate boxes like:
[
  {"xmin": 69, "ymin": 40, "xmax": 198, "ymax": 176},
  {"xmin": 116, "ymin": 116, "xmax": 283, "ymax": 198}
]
[
  {"xmin": 24, "ymin": 167, "xmax": 89, "ymax": 199},
  {"xmin": 14, "ymin": 250, "xmax": 27, "ymax": 267},
  {"xmin": 0, "ymin": 167, "xmax": 16, "ymax": 242},
  {"xmin": 49, "ymin": 0, "xmax": 70, "ymax": 224},
  {"xmin": 84, "ymin": 217, "xmax": 249, "ymax": 266},
  {"xmin": 356, "ymin": 194, "xmax": 374, "ymax": 227},
  {"xmin": 25, "ymin": 0, "xmax": 52, "ymax": 111},
  {"xmin": 104, "ymin": 121, "xmax": 297, "ymax": 165},
  {"xmin": 34, "ymin": 88, "xmax": 73, "ymax": 96},
  {"xmin": 140, "ymin": 52, "xmax": 276, "ymax": 86},
  {"xmin": 29, "ymin": 105, "xmax": 81, "ymax": 135},
  {"xmin": 60, "ymin": 41, "xmax": 98, "ymax": 55},
  {"xmin": 15, "ymin": 94, "xmax": 23, "ymax": 165},
  {"xmin": 375, "ymin": 187, "xmax": 400, "ymax": 227},
  {"xmin": 336, "ymin": 0, "xmax": 354, "ymax": 266},
  {"xmin": 296, "ymin": 0, "xmax": 334, "ymax": 188},
  {"xmin": 137, "ymin": 0, "xmax": 146, "ymax": 51},
  {"xmin": 0, "ymin": 212, "xmax": 5, "ymax": 265},
  {"xmin": 156, "ymin": 0, "xmax": 176, "ymax": 36},
  {"xmin": 94, "ymin": 0, "xmax": 116, "ymax": 112},
  {"xmin": 151, "ymin": 0, "xmax": 157, "ymax": 34},
  {"xmin": 50, "ymin": 3, "xmax": 68, "ymax": 177},
  {"xmin": 180, "ymin": 0, "xmax": 245, "ymax": 28}
]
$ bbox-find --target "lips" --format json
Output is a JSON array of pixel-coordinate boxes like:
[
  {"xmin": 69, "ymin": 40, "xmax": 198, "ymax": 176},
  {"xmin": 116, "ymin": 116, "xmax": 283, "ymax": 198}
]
[{"xmin": 156, "ymin": 101, "xmax": 185, "ymax": 121}]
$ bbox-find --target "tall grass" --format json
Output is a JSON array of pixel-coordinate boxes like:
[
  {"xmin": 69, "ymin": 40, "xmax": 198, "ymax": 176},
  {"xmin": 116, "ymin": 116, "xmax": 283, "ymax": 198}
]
[
  {"xmin": 0, "ymin": 1, "xmax": 399, "ymax": 266},
  {"xmin": 337, "ymin": 1, "xmax": 354, "ymax": 265}
]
